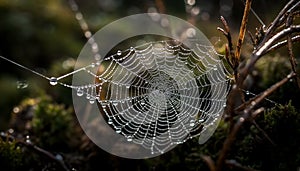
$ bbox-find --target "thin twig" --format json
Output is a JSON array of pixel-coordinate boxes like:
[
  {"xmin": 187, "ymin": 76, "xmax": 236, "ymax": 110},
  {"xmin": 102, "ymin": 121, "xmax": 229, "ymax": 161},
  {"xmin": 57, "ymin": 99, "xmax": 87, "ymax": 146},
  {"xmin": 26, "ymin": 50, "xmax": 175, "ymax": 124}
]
[
  {"xmin": 286, "ymin": 12, "xmax": 300, "ymax": 88},
  {"xmin": 201, "ymin": 155, "xmax": 216, "ymax": 171},
  {"xmin": 235, "ymin": 0, "xmax": 252, "ymax": 63},
  {"xmin": 155, "ymin": 0, "xmax": 166, "ymax": 14},
  {"xmin": 265, "ymin": 35, "xmax": 300, "ymax": 54},
  {"xmin": 236, "ymin": 72, "xmax": 296, "ymax": 112},
  {"xmin": 252, "ymin": 120, "xmax": 276, "ymax": 146},
  {"xmin": 263, "ymin": 0, "xmax": 298, "ymax": 40},
  {"xmin": 217, "ymin": 16, "xmax": 235, "ymax": 71},
  {"xmin": 225, "ymin": 159, "xmax": 261, "ymax": 171}
]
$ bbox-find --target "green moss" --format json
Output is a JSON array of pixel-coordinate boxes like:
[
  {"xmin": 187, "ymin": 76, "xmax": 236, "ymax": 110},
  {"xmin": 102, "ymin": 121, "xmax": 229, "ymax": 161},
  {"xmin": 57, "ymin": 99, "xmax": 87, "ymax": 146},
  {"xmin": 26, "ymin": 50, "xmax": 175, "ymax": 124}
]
[
  {"xmin": 32, "ymin": 96, "xmax": 78, "ymax": 151},
  {"xmin": 232, "ymin": 102, "xmax": 300, "ymax": 170},
  {"xmin": 0, "ymin": 138, "xmax": 24, "ymax": 170}
]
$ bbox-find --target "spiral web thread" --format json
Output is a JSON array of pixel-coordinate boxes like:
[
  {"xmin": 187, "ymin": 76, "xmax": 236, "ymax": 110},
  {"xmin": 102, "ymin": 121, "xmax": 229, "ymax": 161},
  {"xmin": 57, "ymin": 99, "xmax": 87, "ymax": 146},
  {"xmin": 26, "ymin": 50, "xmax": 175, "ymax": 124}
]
[{"xmin": 71, "ymin": 39, "xmax": 231, "ymax": 154}]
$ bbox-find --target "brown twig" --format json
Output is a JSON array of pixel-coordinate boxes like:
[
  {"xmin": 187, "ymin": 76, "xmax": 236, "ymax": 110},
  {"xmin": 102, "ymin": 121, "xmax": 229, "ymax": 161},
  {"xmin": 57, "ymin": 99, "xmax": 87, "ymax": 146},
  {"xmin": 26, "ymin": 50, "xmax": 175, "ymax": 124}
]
[
  {"xmin": 235, "ymin": 0, "xmax": 252, "ymax": 63},
  {"xmin": 252, "ymin": 120, "xmax": 276, "ymax": 146},
  {"xmin": 225, "ymin": 159, "xmax": 261, "ymax": 171},
  {"xmin": 201, "ymin": 155, "xmax": 216, "ymax": 171},
  {"xmin": 286, "ymin": 12, "xmax": 300, "ymax": 88},
  {"xmin": 155, "ymin": 0, "xmax": 166, "ymax": 14}
]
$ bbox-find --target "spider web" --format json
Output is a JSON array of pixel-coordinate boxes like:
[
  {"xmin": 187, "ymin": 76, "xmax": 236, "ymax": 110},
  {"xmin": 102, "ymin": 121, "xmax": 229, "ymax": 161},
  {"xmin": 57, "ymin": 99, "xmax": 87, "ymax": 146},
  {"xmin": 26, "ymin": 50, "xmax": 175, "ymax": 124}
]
[{"xmin": 72, "ymin": 39, "xmax": 231, "ymax": 154}]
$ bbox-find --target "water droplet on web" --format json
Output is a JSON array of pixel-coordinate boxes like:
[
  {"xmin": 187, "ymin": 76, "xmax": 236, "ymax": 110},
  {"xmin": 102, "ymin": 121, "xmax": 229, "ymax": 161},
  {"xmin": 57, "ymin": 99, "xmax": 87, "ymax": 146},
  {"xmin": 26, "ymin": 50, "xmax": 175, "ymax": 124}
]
[
  {"xmin": 55, "ymin": 154, "xmax": 63, "ymax": 161},
  {"xmin": 130, "ymin": 47, "xmax": 135, "ymax": 52},
  {"xmin": 25, "ymin": 135, "xmax": 31, "ymax": 144},
  {"xmin": 17, "ymin": 81, "xmax": 28, "ymax": 89},
  {"xmin": 198, "ymin": 118, "xmax": 205, "ymax": 123},
  {"xmin": 117, "ymin": 50, "xmax": 122, "ymax": 56},
  {"xmin": 189, "ymin": 120, "xmax": 195, "ymax": 127},
  {"xmin": 49, "ymin": 77, "xmax": 58, "ymax": 86},
  {"xmin": 127, "ymin": 136, "xmax": 133, "ymax": 142},
  {"xmin": 116, "ymin": 128, "xmax": 121, "ymax": 134},
  {"xmin": 113, "ymin": 101, "xmax": 118, "ymax": 106},
  {"xmin": 77, "ymin": 88, "xmax": 84, "ymax": 96},
  {"xmin": 89, "ymin": 98, "xmax": 95, "ymax": 104},
  {"xmin": 108, "ymin": 119, "xmax": 113, "ymax": 124},
  {"xmin": 246, "ymin": 91, "xmax": 250, "ymax": 95}
]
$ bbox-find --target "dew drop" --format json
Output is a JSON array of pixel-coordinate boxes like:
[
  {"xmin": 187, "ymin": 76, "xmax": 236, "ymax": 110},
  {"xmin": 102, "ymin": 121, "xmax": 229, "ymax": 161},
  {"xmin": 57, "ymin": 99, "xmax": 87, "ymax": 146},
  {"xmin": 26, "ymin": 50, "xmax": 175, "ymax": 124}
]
[
  {"xmin": 116, "ymin": 128, "xmax": 121, "ymax": 134},
  {"xmin": 127, "ymin": 136, "xmax": 133, "ymax": 142},
  {"xmin": 17, "ymin": 81, "xmax": 28, "ymax": 89},
  {"xmin": 108, "ymin": 119, "xmax": 113, "ymax": 124},
  {"xmin": 198, "ymin": 118, "xmax": 205, "ymax": 123},
  {"xmin": 113, "ymin": 101, "xmax": 118, "ymax": 106},
  {"xmin": 55, "ymin": 154, "xmax": 63, "ymax": 161},
  {"xmin": 49, "ymin": 77, "xmax": 58, "ymax": 86},
  {"xmin": 130, "ymin": 47, "xmax": 135, "ymax": 52},
  {"xmin": 117, "ymin": 50, "xmax": 122, "ymax": 56},
  {"xmin": 246, "ymin": 91, "xmax": 250, "ymax": 95},
  {"xmin": 77, "ymin": 88, "xmax": 84, "ymax": 96},
  {"xmin": 89, "ymin": 98, "xmax": 95, "ymax": 104},
  {"xmin": 86, "ymin": 94, "xmax": 91, "ymax": 99},
  {"xmin": 189, "ymin": 120, "xmax": 195, "ymax": 127}
]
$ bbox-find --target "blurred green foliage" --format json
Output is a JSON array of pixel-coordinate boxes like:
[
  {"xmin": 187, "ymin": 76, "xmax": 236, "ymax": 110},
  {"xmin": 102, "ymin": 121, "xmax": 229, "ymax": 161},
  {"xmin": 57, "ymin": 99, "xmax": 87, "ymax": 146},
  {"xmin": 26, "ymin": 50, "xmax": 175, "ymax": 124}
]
[
  {"xmin": 0, "ymin": 139, "xmax": 24, "ymax": 170},
  {"xmin": 32, "ymin": 96, "xmax": 79, "ymax": 151}
]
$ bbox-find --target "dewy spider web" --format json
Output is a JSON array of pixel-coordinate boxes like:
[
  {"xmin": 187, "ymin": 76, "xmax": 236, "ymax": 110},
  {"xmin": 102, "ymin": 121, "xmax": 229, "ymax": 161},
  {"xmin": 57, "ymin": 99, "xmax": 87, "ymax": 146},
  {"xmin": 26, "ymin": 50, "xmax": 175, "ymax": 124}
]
[{"xmin": 90, "ymin": 40, "xmax": 231, "ymax": 154}]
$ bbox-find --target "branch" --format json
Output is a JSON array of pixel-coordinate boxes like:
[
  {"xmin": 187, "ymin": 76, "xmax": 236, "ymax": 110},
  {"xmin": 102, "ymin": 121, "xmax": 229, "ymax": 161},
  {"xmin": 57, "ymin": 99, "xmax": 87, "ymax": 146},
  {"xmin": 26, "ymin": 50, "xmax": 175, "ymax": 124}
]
[
  {"xmin": 217, "ymin": 16, "xmax": 235, "ymax": 70},
  {"xmin": 236, "ymin": 72, "xmax": 296, "ymax": 112},
  {"xmin": 235, "ymin": 0, "xmax": 253, "ymax": 62},
  {"xmin": 216, "ymin": 72, "xmax": 296, "ymax": 171},
  {"xmin": 263, "ymin": 0, "xmax": 299, "ymax": 39},
  {"xmin": 225, "ymin": 159, "xmax": 261, "ymax": 171},
  {"xmin": 265, "ymin": 35, "xmax": 300, "ymax": 54},
  {"xmin": 201, "ymin": 155, "xmax": 216, "ymax": 171}
]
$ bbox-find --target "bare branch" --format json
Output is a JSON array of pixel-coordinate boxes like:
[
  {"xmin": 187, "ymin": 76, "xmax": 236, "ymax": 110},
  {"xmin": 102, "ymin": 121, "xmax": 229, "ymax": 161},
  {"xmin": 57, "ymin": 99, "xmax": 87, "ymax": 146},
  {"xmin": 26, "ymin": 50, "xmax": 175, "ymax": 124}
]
[
  {"xmin": 235, "ymin": 0, "xmax": 252, "ymax": 63},
  {"xmin": 201, "ymin": 155, "xmax": 216, "ymax": 171},
  {"xmin": 225, "ymin": 159, "xmax": 261, "ymax": 171},
  {"xmin": 264, "ymin": 0, "xmax": 299, "ymax": 38},
  {"xmin": 155, "ymin": 0, "xmax": 166, "ymax": 14},
  {"xmin": 252, "ymin": 120, "xmax": 276, "ymax": 146},
  {"xmin": 265, "ymin": 35, "xmax": 300, "ymax": 54}
]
